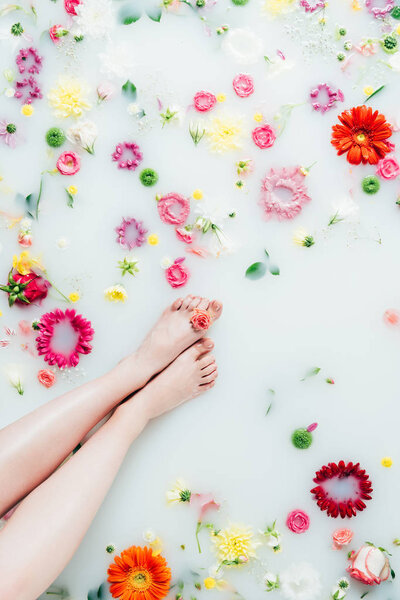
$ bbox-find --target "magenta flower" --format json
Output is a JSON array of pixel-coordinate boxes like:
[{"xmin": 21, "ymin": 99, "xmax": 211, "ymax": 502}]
[
  {"xmin": 158, "ymin": 193, "xmax": 190, "ymax": 225},
  {"xmin": 165, "ymin": 258, "xmax": 190, "ymax": 288},
  {"xmin": 310, "ymin": 83, "xmax": 344, "ymax": 114},
  {"xmin": 112, "ymin": 141, "xmax": 143, "ymax": 171},
  {"xmin": 260, "ymin": 166, "xmax": 311, "ymax": 220},
  {"xmin": 299, "ymin": 0, "xmax": 326, "ymax": 11},
  {"xmin": 0, "ymin": 120, "xmax": 18, "ymax": 148},
  {"xmin": 365, "ymin": 0, "xmax": 394, "ymax": 17},
  {"xmin": 36, "ymin": 308, "xmax": 94, "ymax": 369},
  {"xmin": 116, "ymin": 217, "xmax": 148, "ymax": 250},
  {"xmin": 14, "ymin": 76, "xmax": 42, "ymax": 104},
  {"xmin": 15, "ymin": 47, "xmax": 43, "ymax": 75},
  {"xmin": 232, "ymin": 73, "xmax": 254, "ymax": 98},
  {"xmin": 56, "ymin": 151, "xmax": 81, "ymax": 176}
]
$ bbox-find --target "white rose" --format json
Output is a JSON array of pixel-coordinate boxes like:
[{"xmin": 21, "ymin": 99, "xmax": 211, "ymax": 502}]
[{"xmin": 67, "ymin": 120, "xmax": 98, "ymax": 154}]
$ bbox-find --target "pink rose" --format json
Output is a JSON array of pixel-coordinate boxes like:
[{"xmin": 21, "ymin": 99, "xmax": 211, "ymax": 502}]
[
  {"xmin": 376, "ymin": 154, "xmax": 400, "ymax": 180},
  {"xmin": 286, "ymin": 510, "xmax": 310, "ymax": 534},
  {"xmin": 165, "ymin": 258, "xmax": 190, "ymax": 288},
  {"xmin": 332, "ymin": 528, "xmax": 353, "ymax": 550},
  {"xmin": 64, "ymin": 0, "xmax": 80, "ymax": 14},
  {"xmin": 252, "ymin": 124, "xmax": 276, "ymax": 149},
  {"xmin": 56, "ymin": 151, "xmax": 81, "ymax": 176},
  {"xmin": 193, "ymin": 91, "xmax": 217, "ymax": 113},
  {"xmin": 232, "ymin": 73, "xmax": 254, "ymax": 98},
  {"xmin": 190, "ymin": 309, "xmax": 211, "ymax": 330},
  {"xmin": 37, "ymin": 369, "xmax": 56, "ymax": 388},
  {"xmin": 347, "ymin": 544, "xmax": 391, "ymax": 586},
  {"xmin": 158, "ymin": 193, "xmax": 190, "ymax": 226},
  {"xmin": 176, "ymin": 227, "xmax": 194, "ymax": 244}
]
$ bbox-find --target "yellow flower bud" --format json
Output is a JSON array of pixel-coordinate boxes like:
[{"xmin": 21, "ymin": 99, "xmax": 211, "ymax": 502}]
[
  {"xmin": 68, "ymin": 292, "xmax": 80, "ymax": 303},
  {"xmin": 192, "ymin": 189, "xmax": 203, "ymax": 200},
  {"xmin": 204, "ymin": 577, "xmax": 216, "ymax": 590},
  {"xmin": 67, "ymin": 185, "xmax": 78, "ymax": 195},
  {"xmin": 216, "ymin": 94, "xmax": 226, "ymax": 102},
  {"xmin": 148, "ymin": 234, "xmax": 159, "ymax": 246},
  {"xmin": 381, "ymin": 456, "xmax": 393, "ymax": 468},
  {"xmin": 21, "ymin": 104, "xmax": 34, "ymax": 116}
]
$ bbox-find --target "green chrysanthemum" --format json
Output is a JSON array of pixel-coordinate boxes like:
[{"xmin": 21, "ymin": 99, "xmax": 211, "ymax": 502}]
[
  {"xmin": 45, "ymin": 127, "xmax": 66, "ymax": 148},
  {"xmin": 292, "ymin": 428, "xmax": 313, "ymax": 449},
  {"xmin": 362, "ymin": 175, "xmax": 380, "ymax": 194}
]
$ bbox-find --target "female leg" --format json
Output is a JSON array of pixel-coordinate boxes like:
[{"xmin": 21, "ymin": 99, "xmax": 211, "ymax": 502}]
[
  {"xmin": 0, "ymin": 296, "xmax": 222, "ymax": 516},
  {"xmin": 0, "ymin": 340, "xmax": 218, "ymax": 600}
]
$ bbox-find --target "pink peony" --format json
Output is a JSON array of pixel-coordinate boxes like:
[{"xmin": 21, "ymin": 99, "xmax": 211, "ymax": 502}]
[
  {"xmin": 286, "ymin": 510, "xmax": 310, "ymax": 534},
  {"xmin": 332, "ymin": 528, "xmax": 354, "ymax": 550},
  {"xmin": 158, "ymin": 193, "xmax": 190, "ymax": 225},
  {"xmin": 193, "ymin": 91, "xmax": 217, "ymax": 113},
  {"xmin": 56, "ymin": 151, "xmax": 81, "ymax": 176},
  {"xmin": 232, "ymin": 73, "xmax": 254, "ymax": 98},
  {"xmin": 37, "ymin": 369, "xmax": 56, "ymax": 388},
  {"xmin": 252, "ymin": 124, "xmax": 276, "ymax": 149},
  {"xmin": 347, "ymin": 544, "xmax": 391, "ymax": 585},
  {"xmin": 64, "ymin": 0, "xmax": 80, "ymax": 15},
  {"xmin": 165, "ymin": 258, "xmax": 190, "ymax": 288},
  {"xmin": 376, "ymin": 154, "xmax": 400, "ymax": 180}
]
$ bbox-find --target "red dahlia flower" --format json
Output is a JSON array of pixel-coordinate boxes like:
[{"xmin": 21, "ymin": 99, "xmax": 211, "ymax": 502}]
[
  {"xmin": 0, "ymin": 270, "xmax": 50, "ymax": 307},
  {"xmin": 331, "ymin": 105, "xmax": 392, "ymax": 165}
]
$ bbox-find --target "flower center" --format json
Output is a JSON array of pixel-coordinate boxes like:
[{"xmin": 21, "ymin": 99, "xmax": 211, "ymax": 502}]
[
  {"xmin": 356, "ymin": 132, "xmax": 366, "ymax": 143},
  {"xmin": 128, "ymin": 568, "xmax": 151, "ymax": 592},
  {"xmin": 11, "ymin": 22, "xmax": 23, "ymax": 36},
  {"xmin": 6, "ymin": 123, "xmax": 16, "ymax": 134}
]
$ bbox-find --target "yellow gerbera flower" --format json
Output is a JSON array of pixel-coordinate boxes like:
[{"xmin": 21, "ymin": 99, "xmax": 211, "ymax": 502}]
[
  {"xmin": 104, "ymin": 285, "xmax": 128, "ymax": 303},
  {"xmin": 12, "ymin": 251, "xmax": 44, "ymax": 275},
  {"xmin": 48, "ymin": 76, "xmax": 92, "ymax": 119},
  {"xmin": 211, "ymin": 524, "xmax": 259, "ymax": 563},
  {"xmin": 206, "ymin": 114, "xmax": 244, "ymax": 153}
]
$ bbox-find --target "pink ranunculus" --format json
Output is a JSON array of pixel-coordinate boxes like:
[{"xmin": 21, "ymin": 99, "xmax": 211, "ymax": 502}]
[
  {"xmin": 376, "ymin": 154, "xmax": 400, "ymax": 180},
  {"xmin": 56, "ymin": 151, "xmax": 81, "ymax": 176},
  {"xmin": 332, "ymin": 528, "xmax": 354, "ymax": 550},
  {"xmin": 347, "ymin": 544, "xmax": 391, "ymax": 586},
  {"xmin": 64, "ymin": 0, "xmax": 80, "ymax": 15},
  {"xmin": 232, "ymin": 73, "xmax": 254, "ymax": 98},
  {"xmin": 252, "ymin": 124, "xmax": 276, "ymax": 149},
  {"xmin": 165, "ymin": 258, "xmax": 190, "ymax": 288},
  {"xmin": 193, "ymin": 91, "xmax": 217, "ymax": 113},
  {"xmin": 175, "ymin": 227, "xmax": 194, "ymax": 244},
  {"xmin": 158, "ymin": 193, "xmax": 190, "ymax": 226},
  {"xmin": 286, "ymin": 510, "xmax": 310, "ymax": 534},
  {"xmin": 37, "ymin": 369, "xmax": 56, "ymax": 388}
]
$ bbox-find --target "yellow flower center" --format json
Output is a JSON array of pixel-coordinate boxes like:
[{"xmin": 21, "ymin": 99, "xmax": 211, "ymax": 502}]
[
  {"xmin": 356, "ymin": 133, "xmax": 366, "ymax": 143},
  {"xmin": 128, "ymin": 568, "xmax": 151, "ymax": 591}
]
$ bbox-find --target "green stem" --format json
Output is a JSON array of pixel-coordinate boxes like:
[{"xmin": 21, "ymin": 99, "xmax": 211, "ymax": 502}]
[
  {"xmin": 195, "ymin": 522, "xmax": 202, "ymax": 553},
  {"xmin": 35, "ymin": 175, "xmax": 43, "ymax": 220},
  {"xmin": 45, "ymin": 274, "xmax": 71, "ymax": 304}
]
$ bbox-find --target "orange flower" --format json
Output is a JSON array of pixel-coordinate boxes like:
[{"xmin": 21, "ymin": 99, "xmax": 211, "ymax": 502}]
[
  {"xmin": 331, "ymin": 105, "xmax": 392, "ymax": 165},
  {"xmin": 190, "ymin": 308, "xmax": 212, "ymax": 330},
  {"xmin": 108, "ymin": 546, "xmax": 171, "ymax": 600}
]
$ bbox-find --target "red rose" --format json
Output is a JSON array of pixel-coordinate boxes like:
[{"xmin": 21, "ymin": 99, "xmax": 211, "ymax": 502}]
[
  {"xmin": 193, "ymin": 91, "xmax": 217, "ymax": 113},
  {"xmin": 252, "ymin": 124, "xmax": 276, "ymax": 149},
  {"xmin": 12, "ymin": 272, "xmax": 51, "ymax": 305},
  {"xmin": 64, "ymin": 0, "xmax": 80, "ymax": 15}
]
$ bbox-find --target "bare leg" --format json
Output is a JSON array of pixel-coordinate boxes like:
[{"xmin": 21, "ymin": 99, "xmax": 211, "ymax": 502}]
[
  {"xmin": 0, "ymin": 296, "xmax": 222, "ymax": 516},
  {"xmin": 0, "ymin": 341, "xmax": 218, "ymax": 600}
]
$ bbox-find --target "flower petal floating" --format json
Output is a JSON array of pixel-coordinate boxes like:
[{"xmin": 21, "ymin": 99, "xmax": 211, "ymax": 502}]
[
  {"xmin": 347, "ymin": 543, "xmax": 392, "ymax": 585},
  {"xmin": 35, "ymin": 308, "xmax": 94, "ymax": 369},
  {"xmin": 0, "ymin": 270, "xmax": 50, "ymax": 307},
  {"xmin": 309, "ymin": 83, "xmax": 344, "ymax": 113},
  {"xmin": 365, "ymin": 0, "xmax": 394, "ymax": 18},
  {"xmin": 157, "ymin": 193, "xmax": 190, "ymax": 225},
  {"xmin": 299, "ymin": 0, "xmax": 326, "ymax": 11},
  {"xmin": 0, "ymin": 120, "xmax": 18, "ymax": 148},
  {"xmin": 376, "ymin": 154, "xmax": 400, "ymax": 179},
  {"xmin": 107, "ymin": 545, "xmax": 171, "ymax": 600},
  {"xmin": 260, "ymin": 166, "xmax": 311, "ymax": 220},
  {"xmin": 310, "ymin": 460, "xmax": 373, "ymax": 518},
  {"xmin": 211, "ymin": 523, "xmax": 259, "ymax": 565},
  {"xmin": 332, "ymin": 528, "xmax": 353, "ymax": 550},
  {"xmin": 206, "ymin": 114, "xmax": 244, "ymax": 153},
  {"xmin": 331, "ymin": 105, "xmax": 392, "ymax": 165},
  {"xmin": 115, "ymin": 217, "xmax": 148, "ymax": 250},
  {"xmin": 48, "ymin": 76, "xmax": 92, "ymax": 119},
  {"xmin": 112, "ymin": 141, "xmax": 143, "ymax": 170}
]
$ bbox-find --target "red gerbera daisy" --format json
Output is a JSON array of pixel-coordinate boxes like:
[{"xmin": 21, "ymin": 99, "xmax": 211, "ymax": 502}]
[
  {"xmin": 310, "ymin": 460, "xmax": 373, "ymax": 518},
  {"xmin": 108, "ymin": 546, "xmax": 171, "ymax": 600},
  {"xmin": 331, "ymin": 105, "xmax": 392, "ymax": 165}
]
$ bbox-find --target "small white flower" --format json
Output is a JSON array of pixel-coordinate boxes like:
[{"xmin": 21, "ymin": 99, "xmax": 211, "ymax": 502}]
[
  {"xmin": 280, "ymin": 563, "xmax": 321, "ymax": 600},
  {"xmin": 73, "ymin": 0, "xmax": 115, "ymax": 38},
  {"xmin": 127, "ymin": 103, "xmax": 141, "ymax": 116},
  {"xmin": 5, "ymin": 363, "xmax": 24, "ymax": 395},
  {"xmin": 67, "ymin": 120, "xmax": 98, "ymax": 154},
  {"xmin": 57, "ymin": 237, "xmax": 69, "ymax": 249},
  {"xmin": 166, "ymin": 478, "xmax": 191, "ymax": 503},
  {"xmin": 143, "ymin": 529, "xmax": 157, "ymax": 543},
  {"xmin": 4, "ymin": 87, "xmax": 15, "ymax": 98},
  {"xmin": 160, "ymin": 256, "xmax": 172, "ymax": 269},
  {"xmin": 330, "ymin": 196, "xmax": 360, "ymax": 224},
  {"xmin": 264, "ymin": 571, "xmax": 279, "ymax": 591},
  {"xmin": 160, "ymin": 105, "xmax": 184, "ymax": 127},
  {"xmin": 221, "ymin": 28, "xmax": 264, "ymax": 65}
]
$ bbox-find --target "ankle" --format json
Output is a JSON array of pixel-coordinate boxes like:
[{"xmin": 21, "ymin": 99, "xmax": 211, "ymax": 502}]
[{"xmin": 110, "ymin": 352, "xmax": 151, "ymax": 397}]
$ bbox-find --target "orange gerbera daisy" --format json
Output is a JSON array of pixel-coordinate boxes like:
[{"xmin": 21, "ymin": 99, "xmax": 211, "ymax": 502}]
[
  {"xmin": 107, "ymin": 545, "xmax": 171, "ymax": 600},
  {"xmin": 331, "ymin": 105, "xmax": 392, "ymax": 165}
]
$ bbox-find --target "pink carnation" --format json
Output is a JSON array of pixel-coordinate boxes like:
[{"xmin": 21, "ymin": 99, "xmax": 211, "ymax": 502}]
[
  {"xmin": 232, "ymin": 73, "xmax": 254, "ymax": 98},
  {"xmin": 158, "ymin": 193, "xmax": 190, "ymax": 225},
  {"xmin": 193, "ymin": 91, "xmax": 216, "ymax": 113},
  {"xmin": 376, "ymin": 154, "xmax": 400, "ymax": 180},
  {"xmin": 64, "ymin": 0, "xmax": 80, "ymax": 15},
  {"xmin": 56, "ymin": 151, "xmax": 81, "ymax": 176},
  {"xmin": 286, "ymin": 509, "xmax": 310, "ymax": 533},
  {"xmin": 252, "ymin": 124, "xmax": 276, "ymax": 149},
  {"xmin": 165, "ymin": 258, "xmax": 190, "ymax": 288}
]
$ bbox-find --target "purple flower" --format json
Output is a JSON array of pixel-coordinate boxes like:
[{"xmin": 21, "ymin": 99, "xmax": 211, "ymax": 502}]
[{"xmin": 310, "ymin": 83, "xmax": 344, "ymax": 114}]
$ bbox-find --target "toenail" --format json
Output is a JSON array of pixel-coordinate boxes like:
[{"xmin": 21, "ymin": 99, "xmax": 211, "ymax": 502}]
[{"xmin": 205, "ymin": 341, "xmax": 213, "ymax": 348}]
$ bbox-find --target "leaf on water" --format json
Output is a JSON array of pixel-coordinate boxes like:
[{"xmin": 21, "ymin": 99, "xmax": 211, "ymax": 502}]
[
  {"xmin": 245, "ymin": 261, "xmax": 267, "ymax": 280},
  {"xmin": 122, "ymin": 79, "xmax": 137, "ymax": 99},
  {"xmin": 264, "ymin": 248, "xmax": 270, "ymax": 258},
  {"xmin": 146, "ymin": 7, "xmax": 162, "ymax": 21},
  {"xmin": 300, "ymin": 367, "xmax": 321, "ymax": 381},
  {"xmin": 269, "ymin": 264, "xmax": 280, "ymax": 276},
  {"xmin": 118, "ymin": 5, "xmax": 141, "ymax": 25}
]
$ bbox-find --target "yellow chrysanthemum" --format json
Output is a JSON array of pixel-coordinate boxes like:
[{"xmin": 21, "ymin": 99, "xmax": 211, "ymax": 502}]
[
  {"xmin": 206, "ymin": 115, "xmax": 244, "ymax": 153},
  {"xmin": 216, "ymin": 93, "xmax": 226, "ymax": 103},
  {"xmin": 381, "ymin": 456, "xmax": 393, "ymax": 467},
  {"xmin": 204, "ymin": 578, "xmax": 216, "ymax": 590},
  {"xmin": 68, "ymin": 292, "xmax": 80, "ymax": 303},
  {"xmin": 21, "ymin": 104, "xmax": 34, "ymax": 116},
  {"xmin": 48, "ymin": 76, "xmax": 92, "ymax": 119},
  {"xmin": 104, "ymin": 285, "xmax": 128, "ymax": 303},
  {"xmin": 253, "ymin": 112, "xmax": 263, "ymax": 122},
  {"xmin": 192, "ymin": 189, "xmax": 203, "ymax": 200},
  {"xmin": 262, "ymin": 0, "xmax": 296, "ymax": 15},
  {"xmin": 67, "ymin": 185, "xmax": 78, "ymax": 195},
  {"xmin": 211, "ymin": 524, "xmax": 259, "ymax": 563},
  {"xmin": 12, "ymin": 251, "xmax": 44, "ymax": 275},
  {"xmin": 147, "ymin": 234, "xmax": 159, "ymax": 246},
  {"xmin": 363, "ymin": 86, "xmax": 374, "ymax": 96}
]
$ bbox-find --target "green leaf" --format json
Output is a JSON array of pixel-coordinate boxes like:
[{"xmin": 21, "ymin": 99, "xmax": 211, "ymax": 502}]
[
  {"xmin": 365, "ymin": 85, "xmax": 384, "ymax": 102},
  {"xmin": 118, "ymin": 5, "xmax": 141, "ymax": 24},
  {"xmin": 146, "ymin": 6, "xmax": 162, "ymax": 21},
  {"xmin": 301, "ymin": 367, "xmax": 321, "ymax": 381},
  {"xmin": 269, "ymin": 264, "xmax": 280, "ymax": 276},
  {"xmin": 360, "ymin": 593, "xmax": 369, "ymax": 599},
  {"xmin": 245, "ymin": 262, "xmax": 267, "ymax": 280},
  {"xmin": 391, "ymin": 568, "xmax": 396, "ymax": 579},
  {"xmin": 264, "ymin": 248, "xmax": 270, "ymax": 258},
  {"xmin": 87, "ymin": 590, "xmax": 97, "ymax": 600},
  {"xmin": 121, "ymin": 79, "xmax": 137, "ymax": 100}
]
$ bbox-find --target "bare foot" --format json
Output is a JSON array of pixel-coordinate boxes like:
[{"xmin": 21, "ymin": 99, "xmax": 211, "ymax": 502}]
[
  {"xmin": 123, "ymin": 295, "xmax": 222, "ymax": 386},
  {"xmin": 118, "ymin": 339, "xmax": 218, "ymax": 422}
]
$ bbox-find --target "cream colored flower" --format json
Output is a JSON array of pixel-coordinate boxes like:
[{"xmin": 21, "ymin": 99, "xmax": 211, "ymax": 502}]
[
  {"xmin": 206, "ymin": 114, "xmax": 244, "ymax": 153},
  {"xmin": 104, "ymin": 284, "xmax": 128, "ymax": 302},
  {"xmin": 166, "ymin": 479, "xmax": 191, "ymax": 504},
  {"xmin": 48, "ymin": 77, "xmax": 92, "ymax": 119},
  {"xmin": 211, "ymin": 524, "xmax": 259, "ymax": 563},
  {"xmin": 262, "ymin": 0, "xmax": 296, "ymax": 16}
]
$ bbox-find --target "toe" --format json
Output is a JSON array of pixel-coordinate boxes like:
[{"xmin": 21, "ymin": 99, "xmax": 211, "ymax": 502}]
[
  {"xmin": 197, "ymin": 297, "xmax": 210, "ymax": 311},
  {"xmin": 200, "ymin": 380, "xmax": 216, "ymax": 391},
  {"xmin": 189, "ymin": 339, "xmax": 214, "ymax": 359},
  {"xmin": 209, "ymin": 300, "xmax": 223, "ymax": 321},
  {"xmin": 199, "ymin": 353, "xmax": 216, "ymax": 369},
  {"xmin": 182, "ymin": 295, "xmax": 194, "ymax": 309},
  {"xmin": 188, "ymin": 296, "xmax": 201, "ymax": 310},
  {"xmin": 172, "ymin": 297, "xmax": 183, "ymax": 310},
  {"xmin": 201, "ymin": 363, "xmax": 217, "ymax": 376},
  {"xmin": 200, "ymin": 370, "xmax": 218, "ymax": 385}
]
